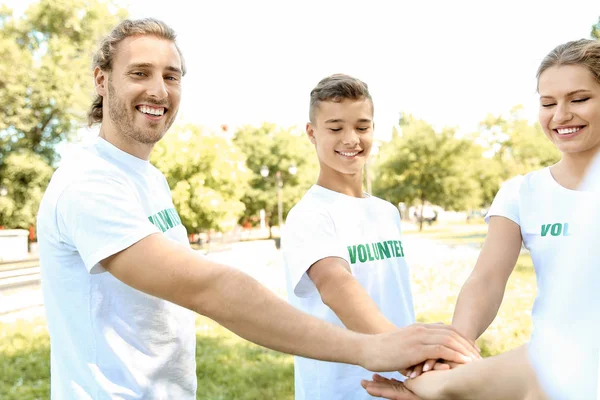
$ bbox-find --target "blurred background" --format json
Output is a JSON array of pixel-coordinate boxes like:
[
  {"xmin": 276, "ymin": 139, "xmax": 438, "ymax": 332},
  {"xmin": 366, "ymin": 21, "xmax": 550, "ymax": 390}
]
[{"xmin": 0, "ymin": 0, "xmax": 598, "ymax": 398}]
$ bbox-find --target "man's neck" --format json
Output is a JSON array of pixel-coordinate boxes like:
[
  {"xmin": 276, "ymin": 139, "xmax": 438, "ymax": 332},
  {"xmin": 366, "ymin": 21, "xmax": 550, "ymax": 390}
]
[
  {"xmin": 99, "ymin": 123, "xmax": 153, "ymax": 160},
  {"xmin": 316, "ymin": 169, "xmax": 365, "ymax": 198}
]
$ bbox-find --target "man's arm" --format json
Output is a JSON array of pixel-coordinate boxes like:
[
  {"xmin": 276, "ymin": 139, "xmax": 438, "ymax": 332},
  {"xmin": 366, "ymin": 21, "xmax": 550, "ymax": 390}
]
[
  {"xmin": 451, "ymin": 216, "xmax": 523, "ymax": 340},
  {"xmin": 307, "ymin": 257, "xmax": 397, "ymax": 334},
  {"xmin": 102, "ymin": 233, "xmax": 477, "ymax": 372}
]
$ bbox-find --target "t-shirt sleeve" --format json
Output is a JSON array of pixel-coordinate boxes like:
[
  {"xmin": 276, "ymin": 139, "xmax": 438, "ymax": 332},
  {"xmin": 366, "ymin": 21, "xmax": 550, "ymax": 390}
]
[
  {"xmin": 282, "ymin": 208, "xmax": 349, "ymax": 298},
  {"xmin": 484, "ymin": 175, "xmax": 524, "ymax": 226},
  {"xmin": 56, "ymin": 174, "xmax": 160, "ymax": 274}
]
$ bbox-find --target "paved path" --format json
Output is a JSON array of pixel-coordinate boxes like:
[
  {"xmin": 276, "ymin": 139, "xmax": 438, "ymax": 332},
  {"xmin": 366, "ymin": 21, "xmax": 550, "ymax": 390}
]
[{"xmin": 0, "ymin": 237, "xmax": 484, "ymax": 323}]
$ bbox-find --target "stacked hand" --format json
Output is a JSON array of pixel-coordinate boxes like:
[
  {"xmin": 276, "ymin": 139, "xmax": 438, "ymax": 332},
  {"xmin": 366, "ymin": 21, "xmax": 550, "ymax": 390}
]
[
  {"xmin": 359, "ymin": 323, "xmax": 480, "ymax": 373},
  {"xmin": 361, "ymin": 372, "xmax": 453, "ymax": 400},
  {"xmin": 359, "ymin": 323, "xmax": 480, "ymax": 400}
]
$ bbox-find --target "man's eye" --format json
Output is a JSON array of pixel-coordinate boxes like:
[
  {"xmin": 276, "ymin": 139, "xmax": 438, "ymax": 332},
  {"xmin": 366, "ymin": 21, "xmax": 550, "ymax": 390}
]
[
  {"xmin": 133, "ymin": 72, "xmax": 146, "ymax": 77},
  {"xmin": 541, "ymin": 103, "xmax": 555, "ymax": 108}
]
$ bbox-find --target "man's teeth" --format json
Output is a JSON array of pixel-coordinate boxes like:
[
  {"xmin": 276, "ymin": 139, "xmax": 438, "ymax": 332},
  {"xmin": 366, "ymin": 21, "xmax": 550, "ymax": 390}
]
[
  {"xmin": 339, "ymin": 151, "xmax": 359, "ymax": 157},
  {"xmin": 139, "ymin": 105, "xmax": 165, "ymax": 116},
  {"xmin": 557, "ymin": 127, "xmax": 581, "ymax": 135}
]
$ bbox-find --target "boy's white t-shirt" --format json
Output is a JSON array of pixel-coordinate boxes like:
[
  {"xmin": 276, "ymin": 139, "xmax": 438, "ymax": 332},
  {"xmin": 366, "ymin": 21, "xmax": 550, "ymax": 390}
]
[
  {"xmin": 37, "ymin": 137, "xmax": 197, "ymax": 400},
  {"xmin": 485, "ymin": 167, "xmax": 595, "ymax": 325},
  {"xmin": 282, "ymin": 185, "xmax": 415, "ymax": 400}
]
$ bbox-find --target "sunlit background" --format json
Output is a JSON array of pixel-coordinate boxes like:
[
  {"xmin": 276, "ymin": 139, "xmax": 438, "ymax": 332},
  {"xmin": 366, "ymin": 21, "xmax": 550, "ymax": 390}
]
[{"xmin": 0, "ymin": 1, "xmax": 599, "ymax": 398}]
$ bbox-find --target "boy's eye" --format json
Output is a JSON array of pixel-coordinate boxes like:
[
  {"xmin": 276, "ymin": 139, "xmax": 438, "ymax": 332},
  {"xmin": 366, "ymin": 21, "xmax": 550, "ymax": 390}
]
[
  {"xmin": 357, "ymin": 127, "xmax": 369, "ymax": 131},
  {"xmin": 330, "ymin": 128, "xmax": 342, "ymax": 132},
  {"xmin": 541, "ymin": 103, "xmax": 555, "ymax": 108},
  {"xmin": 573, "ymin": 98, "xmax": 589, "ymax": 103}
]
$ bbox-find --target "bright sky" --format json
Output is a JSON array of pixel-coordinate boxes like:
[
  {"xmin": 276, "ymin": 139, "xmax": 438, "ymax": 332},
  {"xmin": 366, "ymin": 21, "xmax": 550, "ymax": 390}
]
[{"xmin": 5, "ymin": 0, "xmax": 600, "ymax": 139}]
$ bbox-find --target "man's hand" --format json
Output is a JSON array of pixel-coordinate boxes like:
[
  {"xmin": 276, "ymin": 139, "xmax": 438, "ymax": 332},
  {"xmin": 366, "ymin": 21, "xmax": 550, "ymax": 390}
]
[{"xmin": 358, "ymin": 323, "xmax": 480, "ymax": 372}]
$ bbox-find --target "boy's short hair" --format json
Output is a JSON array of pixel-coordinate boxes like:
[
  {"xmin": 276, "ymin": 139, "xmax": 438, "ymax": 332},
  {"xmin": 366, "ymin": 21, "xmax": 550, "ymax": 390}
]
[{"xmin": 309, "ymin": 74, "xmax": 373, "ymax": 123}]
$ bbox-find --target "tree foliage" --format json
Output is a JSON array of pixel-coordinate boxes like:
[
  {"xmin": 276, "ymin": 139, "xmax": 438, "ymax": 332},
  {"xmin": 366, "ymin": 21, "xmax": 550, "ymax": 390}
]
[
  {"xmin": 0, "ymin": 150, "xmax": 54, "ymax": 230},
  {"xmin": 374, "ymin": 114, "xmax": 483, "ymax": 230},
  {"xmin": 233, "ymin": 123, "xmax": 319, "ymax": 228},
  {"xmin": 151, "ymin": 124, "xmax": 250, "ymax": 233},
  {"xmin": 0, "ymin": 0, "xmax": 126, "ymax": 166}
]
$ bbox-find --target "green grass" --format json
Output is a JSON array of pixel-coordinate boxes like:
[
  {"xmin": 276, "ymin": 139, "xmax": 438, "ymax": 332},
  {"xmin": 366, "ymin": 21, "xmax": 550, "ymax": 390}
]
[
  {"xmin": 0, "ymin": 224, "xmax": 536, "ymax": 398},
  {"xmin": 0, "ymin": 317, "xmax": 293, "ymax": 400}
]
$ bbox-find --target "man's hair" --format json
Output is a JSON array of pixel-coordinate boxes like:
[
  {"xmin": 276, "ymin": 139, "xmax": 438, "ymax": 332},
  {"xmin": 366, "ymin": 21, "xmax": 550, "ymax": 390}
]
[
  {"xmin": 537, "ymin": 39, "xmax": 600, "ymax": 90},
  {"xmin": 309, "ymin": 74, "xmax": 373, "ymax": 123},
  {"xmin": 87, "ymin": 18, "xmax": 186, "ymax": 126}
]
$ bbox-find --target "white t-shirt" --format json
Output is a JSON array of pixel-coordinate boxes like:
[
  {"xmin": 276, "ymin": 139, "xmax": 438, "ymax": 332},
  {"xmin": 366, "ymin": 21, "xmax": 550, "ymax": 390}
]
[
  {"xmin": 37, "ymin": 137, "xmax": 197, "ymax": 400},
  {"xmin": 282, "ymin": 185, "xmax": 415, "ymax": 400},
  {"xmin": 526, "ymin": 159, "xmax": 600, "ymax": 400},
  {"xmin": 485, "ymin": 167, "xmax": 595, "ymax": 325}
]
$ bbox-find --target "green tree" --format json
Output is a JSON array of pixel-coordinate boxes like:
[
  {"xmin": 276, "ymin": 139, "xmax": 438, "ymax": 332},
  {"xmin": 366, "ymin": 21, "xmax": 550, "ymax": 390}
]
[
  {"xmin": 0, "ymin": 0, "xmax": 126, "ymax": 166},
  {"xmin": 151, "ymin": 124, "xmax": 250, "ymax": 234},
  {"xmin": 374, "ymin": 115, "xmax": 483, "ymax": 230},
  {"xmin": 0, "ymin": 150, "xmax": 54, "ymax": 230},
  {"xmin": 592, "ymin": 16, "xmax": 600, "ymax": 39},
  {"xmin": 478, "ymin": 106, "xmax": 561, "ymax": 179},
  {"xmin": 233, "ymin": 123, "xmax": 319, "ymax": 237}
]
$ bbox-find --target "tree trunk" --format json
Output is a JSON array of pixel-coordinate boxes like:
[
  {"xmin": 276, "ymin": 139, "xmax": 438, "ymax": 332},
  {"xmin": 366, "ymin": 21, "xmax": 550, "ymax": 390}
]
[{"xmin": 419, "ymin": 196, "xmax": 425, "ymax": 232}]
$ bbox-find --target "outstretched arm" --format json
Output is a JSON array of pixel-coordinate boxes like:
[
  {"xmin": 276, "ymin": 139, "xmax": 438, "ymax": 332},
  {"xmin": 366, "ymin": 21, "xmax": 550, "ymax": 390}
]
[{"xmin": 102, "ymin": 233, "xmax": 478, "ymax": 372}]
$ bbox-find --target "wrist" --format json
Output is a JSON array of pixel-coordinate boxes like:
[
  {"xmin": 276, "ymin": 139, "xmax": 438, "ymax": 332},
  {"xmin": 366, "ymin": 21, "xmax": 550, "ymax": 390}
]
[
  {"xmin": 352, "ymin": 332, "xmax": 372, "ymax": 369},
  {"xmin": 451, "ymin": 322, "xmax": 478, "ymax": 341}
]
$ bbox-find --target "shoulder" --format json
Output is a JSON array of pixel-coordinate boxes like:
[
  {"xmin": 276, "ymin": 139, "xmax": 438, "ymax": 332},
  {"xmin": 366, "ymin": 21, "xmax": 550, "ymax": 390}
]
[
  {"xmin": 521, "ymin": 168, "xmax": 552, "ymax": 190},
  {"xmin": 287, "ymin": 196, "xmax": 332, "ymax": 226},
  {"xmin": 368, "ymin": 195, "xmax": 400, "ymax": 213}
]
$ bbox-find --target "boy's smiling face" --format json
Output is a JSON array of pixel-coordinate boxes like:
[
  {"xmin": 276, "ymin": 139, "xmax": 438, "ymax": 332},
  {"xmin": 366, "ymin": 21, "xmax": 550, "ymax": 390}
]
[{"xmin": 307, "ymin": 98, "xmax": 374, "ymax": 180}]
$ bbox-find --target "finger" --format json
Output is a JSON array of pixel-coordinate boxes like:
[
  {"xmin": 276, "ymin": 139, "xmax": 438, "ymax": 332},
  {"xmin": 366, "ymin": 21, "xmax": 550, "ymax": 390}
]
[
  {"xmin": 422, "ymin": 324, "xmax": 481, "ymax": 356},
  {"xmin": 420, "ymin": 343, "xmax": 474, "ymax": 365},
  {"xmin": 421, "ymin": 329, "xmax": 481, "ymax": 361},
  {"xmin": 373, "ymin": 373, "xmax": 393, "ymax": 383},
  {"xmin": 362, "ymin": 380, "xmax": 414, "ymax": 399},
  {"xmin": 432, "ymin": 361, "xmax": 450, "ymax": 370},
  {"xmin": 422, "ymin": 358, "xmax": 437, "ymax": 373},
  {"xmin": 409, "ymin": 363, "xmax": 423, "ymax": 379}
]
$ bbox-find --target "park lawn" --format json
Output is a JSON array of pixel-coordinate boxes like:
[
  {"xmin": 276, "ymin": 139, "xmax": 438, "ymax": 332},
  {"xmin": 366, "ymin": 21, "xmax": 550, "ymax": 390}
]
[
  {"xmin": 0, "ymin": 317, "xmax": 294, "ymax": 400},
  {"xmin": 404, "ymin": 221, "xmax": 489, "ymax": 247},
  {"xmin": 0, "ymin": 224, "xmax": 537, "ymax": 399}
]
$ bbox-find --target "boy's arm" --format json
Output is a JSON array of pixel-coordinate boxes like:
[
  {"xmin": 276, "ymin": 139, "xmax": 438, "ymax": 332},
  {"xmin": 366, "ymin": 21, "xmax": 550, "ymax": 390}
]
[{"xmin": 308, "ymin": 256, "xmax": 397, "ymax": 334}]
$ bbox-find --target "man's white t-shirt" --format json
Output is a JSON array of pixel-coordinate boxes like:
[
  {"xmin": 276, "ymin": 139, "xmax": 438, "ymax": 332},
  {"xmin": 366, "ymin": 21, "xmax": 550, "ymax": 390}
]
[
  {"xmin": 485, "ymin": 167, "xmax": 595, "ymax": 325},
  {"xmin": 282, "ymin": 185, "xmax": 415, "ymax": 400},
  {"xmin": 37, "ymin": 137, "xmax": 197, "ymax": 399}
]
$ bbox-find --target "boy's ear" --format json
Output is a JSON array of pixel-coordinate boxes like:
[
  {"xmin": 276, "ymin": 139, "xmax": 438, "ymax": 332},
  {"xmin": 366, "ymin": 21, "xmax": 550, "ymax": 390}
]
[{"xmin": 306, "ymin": 122, "xmax": 316, "ymax": 144}]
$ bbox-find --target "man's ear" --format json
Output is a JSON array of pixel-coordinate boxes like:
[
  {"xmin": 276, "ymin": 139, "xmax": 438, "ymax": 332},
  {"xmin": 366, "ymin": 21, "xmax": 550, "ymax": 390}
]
[
  {"xmin": 306, "ymin": 122, "xmax": 316, "ymax": 144},
  {"xmin": 94, "ymin": 67, "xmax": 107, "ymax": 97}
]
